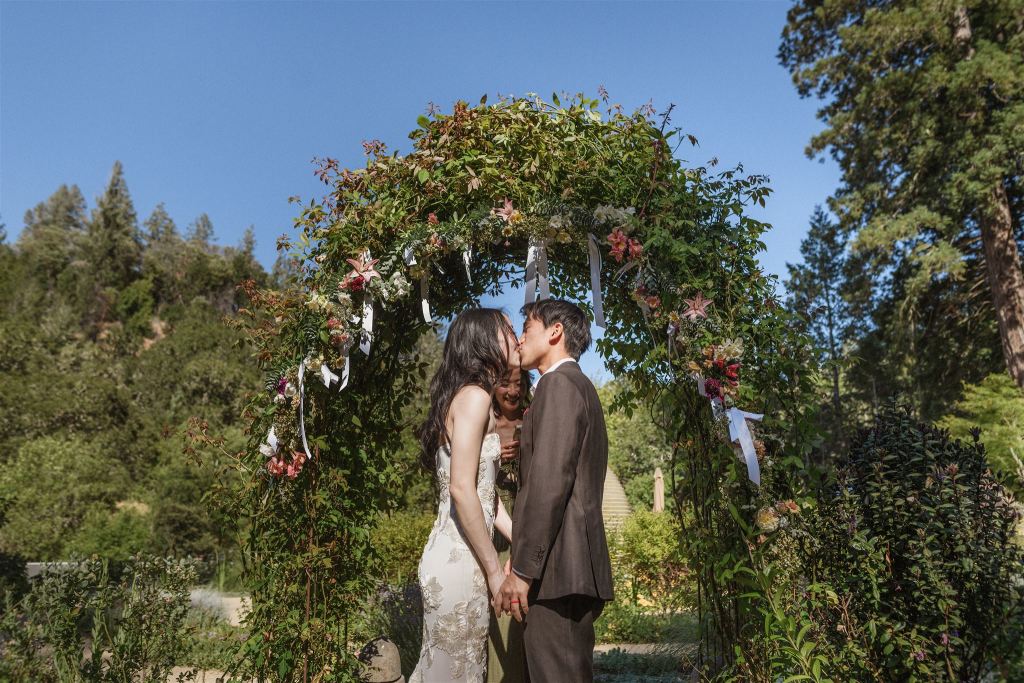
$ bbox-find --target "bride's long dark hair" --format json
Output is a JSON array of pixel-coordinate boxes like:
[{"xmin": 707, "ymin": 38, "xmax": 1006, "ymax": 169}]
[{"xmin": 418, "ymin": 308, "xmax": 516, "ymax": 471}]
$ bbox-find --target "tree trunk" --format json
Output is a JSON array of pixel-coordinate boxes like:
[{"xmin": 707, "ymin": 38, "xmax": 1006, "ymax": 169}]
[{"xmin": 980, "ymin": 183, "xmax": 1024, "ymax": 389}]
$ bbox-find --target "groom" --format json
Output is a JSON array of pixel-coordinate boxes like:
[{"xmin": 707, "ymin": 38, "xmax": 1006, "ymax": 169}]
[{"xmin": 494, "ymin": 299, "xmax": 613, "ymax": 682}]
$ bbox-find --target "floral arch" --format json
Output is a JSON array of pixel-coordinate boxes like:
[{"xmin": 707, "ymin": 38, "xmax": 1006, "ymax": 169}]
[{"xmin": 231, "ymin": 93, "xmax": 817, "ymax": 681}]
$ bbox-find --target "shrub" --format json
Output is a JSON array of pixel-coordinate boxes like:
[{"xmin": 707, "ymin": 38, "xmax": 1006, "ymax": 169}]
[
  {"xmin": 0, "ymin": 555, "xmax": 199, "ymax": 682},
  {"xmin": 371, "ymin": 510, "xmax": 434, "ymax": 586},
  {"xmin": 809, "ymin": 403, "xmax": 1024, "ymax": 681},
  {"xmin": 611, "ymin": 510, "xmax": 691, "ymax": 613}
]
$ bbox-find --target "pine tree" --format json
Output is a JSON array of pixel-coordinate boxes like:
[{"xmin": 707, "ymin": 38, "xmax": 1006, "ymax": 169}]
[
  {"xmin": 144, "ymin": 203, "xmax": 178, "ymax": 245},
  {"xmin": 786, "ymin": 206, "xmax": 848, "ymax": 435},
  {"xmin": 87, "ymin": 161, "xmax": 142, "ymax": 291},
  {"xmin": 17, "ymin": 184, "xmax": 88, "ymax": 283},
  {"xmin": 186, "ymin": 213, "xmax": 215, "ymax": 246},
  {"xmin": 780, "ymin": 0, "xmax": 1024, "ymax": 389}
]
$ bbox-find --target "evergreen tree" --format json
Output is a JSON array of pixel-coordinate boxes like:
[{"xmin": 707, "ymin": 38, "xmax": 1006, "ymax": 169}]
[
  {"xmin": 785, "ymin": 206, "xmax": 849, "ymax": 441},
  {"xmin": 186, "ymin": 213, "xmax": 215, "ymax": 246},
  {"xmin": 17, "ymin": 184, "xmax": 88, "ymax": 283},
  {"xmin": 780, "ymin": 0, "xmax": 1024, "ymax": 389},
  {"xmin": 87, "ymin": 161, "xmax": 142, "ymax": 291},
  {"xmin": 144, "ymin": 202, "xmax": 178, "ymax": 244}
]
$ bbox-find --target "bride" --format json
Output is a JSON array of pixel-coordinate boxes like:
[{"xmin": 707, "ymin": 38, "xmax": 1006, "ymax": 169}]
[{"xmin": 410, "ymin": 308, "xmax": 520, "ymax": 682}]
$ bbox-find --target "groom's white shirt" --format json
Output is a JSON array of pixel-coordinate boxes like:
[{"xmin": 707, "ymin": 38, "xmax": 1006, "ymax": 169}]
[
  {"xmin": 513, "ymin": 356, "xmax": 577, "ymax": 580},
  {"xmin": 541, "ymin": 356, "xmax": 577, "ymax": 377}
]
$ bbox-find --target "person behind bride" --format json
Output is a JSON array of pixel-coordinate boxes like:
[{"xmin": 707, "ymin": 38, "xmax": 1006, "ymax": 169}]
[
  {"xmin": 487, "ymin": 365, "xmax": 531, "ymax": 683},
  {"xmin": 410, "ymin": 307, "xmax": 520, "ymax": 682}
]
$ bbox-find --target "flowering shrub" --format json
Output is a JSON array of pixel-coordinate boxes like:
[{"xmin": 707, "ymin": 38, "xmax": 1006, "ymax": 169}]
[
  {"xmin": 802, "ymin": 403, "xmax": 1024, "ymax": 681},
  {"xmin": 0, "ymin": 556, "xmax": 199, "ymax": 682}
]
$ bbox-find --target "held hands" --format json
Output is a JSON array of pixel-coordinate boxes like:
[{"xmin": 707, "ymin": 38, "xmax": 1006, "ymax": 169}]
[{"xmin": 492, "ymin": 571, "xmax": 532, "ymax": 623}]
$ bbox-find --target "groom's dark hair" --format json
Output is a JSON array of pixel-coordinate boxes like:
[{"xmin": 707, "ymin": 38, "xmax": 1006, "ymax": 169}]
[{"xmin": 521, "ymin": 299, "xmax": 591, "ymax": 360}]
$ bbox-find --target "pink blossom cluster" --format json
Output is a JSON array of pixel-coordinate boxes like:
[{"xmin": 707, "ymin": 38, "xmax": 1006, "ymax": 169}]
[
  {"xmin": 267, "ymin": 450, "xmax": 307, "ymax": 480},
  {"xmin": 606, "ymin": 228, "xmax": 643, "ymax": 263}
]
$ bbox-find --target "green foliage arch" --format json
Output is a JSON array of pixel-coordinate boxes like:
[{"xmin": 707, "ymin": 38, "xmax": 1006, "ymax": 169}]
[{"xmin": 231, "ymin": 93, "xmax": 819, "ymax": 680}]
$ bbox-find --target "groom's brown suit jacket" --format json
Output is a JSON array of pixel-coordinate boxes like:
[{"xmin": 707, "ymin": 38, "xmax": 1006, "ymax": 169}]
[{"xmin": 511, "ymin": 360, "xmax": 613, "ymax": 602}]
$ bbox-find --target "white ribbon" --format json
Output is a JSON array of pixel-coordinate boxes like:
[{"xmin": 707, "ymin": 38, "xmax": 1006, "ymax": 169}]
[
  {"xmin": 420, "ymin": 271, "xmax": 432, "ymax": 323},
  {"xmin": 537, "ymin": 239, "xmax": 549, "ymax": 300},
  {"xmin": 463, "ymin": 247, "xmax": 473, "ymax": 284},
  {"xmin": 727, "ymin": 407, "xmax": 763, "ymax": 486},
  {"xmin": 360, "ymin": 292, "xmax": 374, "ymax": 356},
  {"xmin": 297, "ymin": 357, "xmax": 314, "ymax": 461},
  {"xmin": 338, "ymin": 355, "xmax": 350, "ymax": 390},
  {"xmin": 403, "ymin": 245, "xmax": 417, "ymax": 266},
  {"xmin": 587, "ymin": 233, "xmax": 606, "ymax": 329},
  {"xmin": 320, "ymin": 362, "xmax": 339, "ymax": 388},
  {"xmin": 258, "ymin": 426, "xmax": 279, "ymax": 458},
  {"xmin": 524, "ymin": 237, "xmax": 550, "ymax": 305}
]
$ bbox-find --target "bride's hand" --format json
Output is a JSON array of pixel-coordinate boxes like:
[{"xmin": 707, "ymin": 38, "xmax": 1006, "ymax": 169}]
[{"xmin": 487, "ymin": 570, "xmax": 505, "ymax": 600}]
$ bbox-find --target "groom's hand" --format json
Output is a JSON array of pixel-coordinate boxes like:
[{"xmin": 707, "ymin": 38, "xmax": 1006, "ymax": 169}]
[{"xmin": 496, "ymin": 572, "xmax": 532, "ymax": 623}]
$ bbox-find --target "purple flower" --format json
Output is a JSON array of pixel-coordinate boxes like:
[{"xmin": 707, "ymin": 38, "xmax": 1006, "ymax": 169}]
[
  {"xmin": 277, "ymin": 377, "xmax": 288, "ymax": 395},
  {"xmin": 912, "ymin": 650, "xmax": 926, "ymax": 661},
  {"xmin": 940, "ymin": 633, "xmax": 950, "ymax": 646}
]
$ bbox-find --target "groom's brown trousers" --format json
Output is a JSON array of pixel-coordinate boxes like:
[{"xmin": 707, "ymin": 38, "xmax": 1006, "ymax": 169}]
[{"xmin": 522, "ymin": 593, "xmax": 604, "ymax": 683}]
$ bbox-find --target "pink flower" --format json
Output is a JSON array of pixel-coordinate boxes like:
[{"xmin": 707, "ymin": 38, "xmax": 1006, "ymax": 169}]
[
  {"xmin": 345, "ymin": 252, "xmax": 381, "ymax": 283},
  {"xmin": 277, "ymin": 378, "xmax": 288, "ymax": 395},
  {"xmin": 493, "ymin": 198, "xmax": 516, "ymax": 223},
  {"xmin": 342, "ymin": 274, "xmax": 366, "ymax": 292},
  {"xmin": 645, "ymin": 295, "xmax": 661, "ymax": 310},
  {"xmin": 627, "ymin": 238, "xmax": 643, "ymax": 260},
  {"xmin": 428, "ymin": 212, "xmax": 439, "ymax": 225},
  {"xmin": 682, "ymin": 292, "xmax": 714, "ymax": 321},
  {"xmin": 327, "ymin": 317, "xmax": 343, "ymax": 330},
  {"xmin": 267, "ymin": 457, "xmax": 286, "ymax": 478},
  {"xmin": 704, "ymin": 378, "xmax": 724, "ymax": 401},
  {"xmin": 607, "ymin": 228, "xmax": 628, "ymax": 263}
]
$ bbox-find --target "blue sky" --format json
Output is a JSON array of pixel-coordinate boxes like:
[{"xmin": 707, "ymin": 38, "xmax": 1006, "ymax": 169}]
[{"xmin": 1, "ymin": 1, "xmax": 839, "ymax": 381}]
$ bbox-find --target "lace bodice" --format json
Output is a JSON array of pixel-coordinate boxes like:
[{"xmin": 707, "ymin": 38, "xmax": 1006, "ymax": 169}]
[{"xmin": 433, "ymin": 432, "xmax": 501, "ymax": 533}]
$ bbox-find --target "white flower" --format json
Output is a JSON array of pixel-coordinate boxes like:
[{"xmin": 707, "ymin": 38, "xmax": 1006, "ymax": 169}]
[
  {"xmin": 284, "ymin": 382, "xmax": 297, "ymax": 399},
  {"xmin": 273, "ymin": 393, "xmax": 287, "ymax": 405},
  {"xmin": 258, "ymin": 427, "xmax": 279, "ymax": 457},
  {"xmin": 548, "ymin": 214, "xmax": 568, "ymax": 231},
  {"xmin": 388, "ymin": 272, "xmax": 411, "ymax": 299}
]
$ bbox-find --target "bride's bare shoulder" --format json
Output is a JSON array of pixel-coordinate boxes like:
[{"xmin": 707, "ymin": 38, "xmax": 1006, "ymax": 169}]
[{"xmin": 450, "ymin": 384, "xmax": 490, "ymax": 411}]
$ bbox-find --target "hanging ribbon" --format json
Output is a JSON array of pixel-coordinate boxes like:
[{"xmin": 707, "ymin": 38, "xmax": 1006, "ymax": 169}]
[
  {"xmin": 587, "ymin": 233, "xmax": 606, "ymax": 329},
  {"xmin": 420, "ymin": 271, "xmax": 432, "ymax": 323},
  {"xmin": 403, "ymin": 245, "xmax": 417, "ymax": 266},
  {"xmin": 360, "ymin": 292, "xmax": 374, "ymax": 356},
  {"xmin": 319, "ymin": 358, "xmax": 352, "ymax": 389},
  {"xmin": 463, "ymin": 247, "xmax": 473, "ymax": 284},
  {"xmin": 537, "ymin": 239, "xmax": 549, "ymax": 300},
  {"xmin": 524, "ymin": 237, "xmax": 550, "ymax": 305},
  {"xmin": 297, "ymin": 357, "xmax": 314, "ymax": 462},
  {"xmin": 727, "ymin": 407, "xmax": 763, "ymax": 486},
  {"xmin": 524, "ymin": 238, "xmax": 539, "ymax": 305}
]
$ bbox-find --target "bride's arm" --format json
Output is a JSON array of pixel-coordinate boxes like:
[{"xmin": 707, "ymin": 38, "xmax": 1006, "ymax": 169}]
[
  {"xmin": 494, "ymin": 498, "xmax": 512, "ymax": 542},
  {"xmin": 448, "ymin": 386, "xmax": 505, "ymax": 596}
]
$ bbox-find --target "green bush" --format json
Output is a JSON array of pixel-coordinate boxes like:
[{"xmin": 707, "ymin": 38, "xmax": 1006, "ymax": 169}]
[
  {"xmin": 809, "ymin": 403, "xmax": 1024, "ymax": 681},
  {"xmin": 64, "ymin": 506, "xmax": 153, "ymax": 560},
  {"xmin": 0, "ymin": 556, "xmax": 199, "ymax": 682},
  {"xmin": 0, "ymin": 436, "xmax": 131, "ymax": 560},
  {"xmin": 371, "ymin": 510, "xmax": 434, "ymax": 586},
  {"xmin": 611, "ymin": 510, "xmax": 691, "ymax": 613}
]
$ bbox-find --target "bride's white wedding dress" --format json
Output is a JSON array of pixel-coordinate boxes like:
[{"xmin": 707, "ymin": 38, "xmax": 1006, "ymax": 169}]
[{"xmin": 410, "ymin": 432, "xmax": 501, "ymax": 682}]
